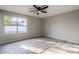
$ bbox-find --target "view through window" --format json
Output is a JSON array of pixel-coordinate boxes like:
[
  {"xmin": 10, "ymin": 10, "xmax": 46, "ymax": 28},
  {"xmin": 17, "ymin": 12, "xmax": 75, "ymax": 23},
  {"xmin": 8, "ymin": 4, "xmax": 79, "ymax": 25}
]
[{"xmin": 4, "ymin": 15, "xmax": 27, "ymax": 34}]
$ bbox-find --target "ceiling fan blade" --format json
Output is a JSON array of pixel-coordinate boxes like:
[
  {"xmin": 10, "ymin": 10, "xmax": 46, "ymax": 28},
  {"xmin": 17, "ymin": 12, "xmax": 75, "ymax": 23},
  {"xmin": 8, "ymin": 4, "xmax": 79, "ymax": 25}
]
[
  {"xmin": 30, "ymin": 11, "xmax": 35, "ymax": 12},
  {"xmin": 33, "ymin": 5, "xmax": 38, "ymax": 10},
  {"xmin": 30, "ymin": 10, "xmax": 37, "ymax": 12},
  {"xmin": 41, "ymin": 5, "xmax": 46, "ymax": 8},
  {"xmin": 41, "ymin": 6, "xmax": 48, "ymax": 10},
  {"xmin": 41, "ymin": 11, "xmax": 47, "ymax": 13}
]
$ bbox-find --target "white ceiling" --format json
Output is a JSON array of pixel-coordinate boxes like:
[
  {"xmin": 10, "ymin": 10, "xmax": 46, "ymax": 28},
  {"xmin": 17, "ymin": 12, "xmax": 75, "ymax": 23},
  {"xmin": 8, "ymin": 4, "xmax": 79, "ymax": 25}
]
[{"xmin": 0, "ymin": 5, "xmax": 79, "ymax": 18}]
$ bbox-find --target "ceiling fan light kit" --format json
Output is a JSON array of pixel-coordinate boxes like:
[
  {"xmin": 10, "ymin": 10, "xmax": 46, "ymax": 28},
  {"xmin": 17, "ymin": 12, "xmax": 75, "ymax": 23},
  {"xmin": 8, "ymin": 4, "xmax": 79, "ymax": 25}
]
[{"xmin": 30, "ymin": 5, "xmax": 48, "ymax": 15}]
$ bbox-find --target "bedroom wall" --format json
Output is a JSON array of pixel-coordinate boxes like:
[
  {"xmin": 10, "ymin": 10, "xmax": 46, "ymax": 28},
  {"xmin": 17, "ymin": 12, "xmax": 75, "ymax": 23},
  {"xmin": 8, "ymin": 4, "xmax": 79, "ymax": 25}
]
[
  {"xmin": 0, "ymin": 10, "xmax": 42, "ymax": 44},
  {"xmin": 0, "ymin": 9, "xmax": 79, "ymax": 44},
  {"xmin": 43, "ymin": 10, "xmax": 79, "ymax": 43}
]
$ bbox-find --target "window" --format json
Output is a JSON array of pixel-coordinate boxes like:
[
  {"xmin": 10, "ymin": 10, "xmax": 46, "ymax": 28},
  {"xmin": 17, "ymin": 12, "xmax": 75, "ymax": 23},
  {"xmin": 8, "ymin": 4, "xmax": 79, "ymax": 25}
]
[
  {"xmin": 4, "ymin": 15, "xmax": 27, "ymax": 34},
  {"xmin": 18, "ymin": 17, "xmax": 27, "ymax": 34}
]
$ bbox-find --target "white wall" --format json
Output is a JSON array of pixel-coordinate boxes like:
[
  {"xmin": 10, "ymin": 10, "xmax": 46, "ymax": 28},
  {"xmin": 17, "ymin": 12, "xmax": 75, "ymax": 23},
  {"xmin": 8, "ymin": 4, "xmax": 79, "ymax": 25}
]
[
  {"xmin": 1, "ymin": 9, "xmax": 79, "ymax": 44},
  {"xmin": 43, "ymin": 10, "xmax": 79, "ymax": 43},
  {"xmin": 0, "ymin": 10, "xmax": 42, "ymax": 44}
]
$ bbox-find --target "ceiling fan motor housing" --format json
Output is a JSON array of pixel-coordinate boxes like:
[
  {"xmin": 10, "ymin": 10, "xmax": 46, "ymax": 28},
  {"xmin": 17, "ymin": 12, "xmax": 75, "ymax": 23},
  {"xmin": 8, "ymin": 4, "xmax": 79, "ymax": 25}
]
[{"xmin": 30, "ymin": 5, "xmax": 48, "ymax": 15}]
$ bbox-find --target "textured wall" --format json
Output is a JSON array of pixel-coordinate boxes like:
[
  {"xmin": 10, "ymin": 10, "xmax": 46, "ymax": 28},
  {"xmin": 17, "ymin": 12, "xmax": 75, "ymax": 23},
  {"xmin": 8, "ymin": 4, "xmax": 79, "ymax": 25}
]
[
  {"xmin": 0, "ymin": 10, "xmax": 42, "ymax": 44},
  {"xmin": 43, "ymin": 10, "xmax": 79, "ymax": 43}
]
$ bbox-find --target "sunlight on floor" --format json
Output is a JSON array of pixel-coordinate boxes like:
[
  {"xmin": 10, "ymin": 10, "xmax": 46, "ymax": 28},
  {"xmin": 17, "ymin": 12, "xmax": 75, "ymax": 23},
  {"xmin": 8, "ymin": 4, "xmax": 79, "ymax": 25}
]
[
  {"xmin": 42, "ymin": 48, "xmax": 69, "ymax": 54},
  {"xmin": 43, "ymin": 43, "xmax": 79, "ymax": 54},
  {"xmin": 20, "ymin": 40, "xmax": 79, "ymax": 54},
  {"xmin": 59, "ymin": 44, "xmax": 79, "ymax": 52},
  {"xmin": 20, "ymin": 45, "xmax": 43, "ymax": 53},
  {"xmin": 46, "ymin": 41, "xmax": 56, "ymax": 44},
  {"xmin": 1, "ymin": 37, "xmax": 79, "ymax": 54}
]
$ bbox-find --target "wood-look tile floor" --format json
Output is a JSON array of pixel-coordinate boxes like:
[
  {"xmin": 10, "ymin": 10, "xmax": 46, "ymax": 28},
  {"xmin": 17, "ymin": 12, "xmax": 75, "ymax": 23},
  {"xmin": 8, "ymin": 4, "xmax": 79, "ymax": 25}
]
[{"xmin": 0, "ymin": 37, "xmax": 79, "ymax": 54}]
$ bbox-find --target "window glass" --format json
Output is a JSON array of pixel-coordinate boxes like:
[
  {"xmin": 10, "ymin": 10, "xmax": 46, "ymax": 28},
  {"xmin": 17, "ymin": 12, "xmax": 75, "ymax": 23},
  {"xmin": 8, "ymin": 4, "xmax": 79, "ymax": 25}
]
[
  {"xmin": 18, "ymin": 17, "xmax": 27, "ymax": 26},
  {"xmin": 4, "ymin": 15, "xmax": 27, "ymax": 34},
  {"xmin": 4, "ymin": 16, "xmax": 12, "ymax": 25},
  {"xmin": 18, "ymin": 26, "xmax": 27, "ymax": 33},
  {"xmin": 5, "ymin": 26, "xmax": 17, "ymax": 34},
  {"xmin": 18, "ymin": 17, "xmax": 27, "ymax": 33}
]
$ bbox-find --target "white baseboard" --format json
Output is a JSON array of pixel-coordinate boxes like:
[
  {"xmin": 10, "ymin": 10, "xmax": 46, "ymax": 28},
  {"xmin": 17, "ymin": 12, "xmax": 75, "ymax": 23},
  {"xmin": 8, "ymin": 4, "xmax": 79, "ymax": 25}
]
[{"xmin": 0, "ymin": 35, "xmax": 41, "ymax": 45}]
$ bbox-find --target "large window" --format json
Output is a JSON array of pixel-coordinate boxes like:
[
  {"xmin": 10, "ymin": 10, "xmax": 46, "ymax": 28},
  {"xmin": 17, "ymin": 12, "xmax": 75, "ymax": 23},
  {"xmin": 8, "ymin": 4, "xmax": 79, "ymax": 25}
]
[{"xmin": 4, "ymin": 15, "xmax": 27, "ymax": 34}]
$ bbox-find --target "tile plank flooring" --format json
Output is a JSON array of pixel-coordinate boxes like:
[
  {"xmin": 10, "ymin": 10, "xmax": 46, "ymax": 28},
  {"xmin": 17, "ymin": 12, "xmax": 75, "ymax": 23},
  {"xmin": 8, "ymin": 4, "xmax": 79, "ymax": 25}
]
[{"xmin": 0, "ymin": 37, "xmax": 79, "ymax": 54}]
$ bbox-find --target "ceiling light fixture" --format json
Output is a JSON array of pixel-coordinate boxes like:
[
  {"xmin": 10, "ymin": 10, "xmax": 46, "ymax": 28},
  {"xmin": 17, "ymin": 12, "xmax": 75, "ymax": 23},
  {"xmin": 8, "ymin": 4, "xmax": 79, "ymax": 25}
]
[{"xmin": 30, "ymin": 5, "xmax": 48, "ymax": 15}]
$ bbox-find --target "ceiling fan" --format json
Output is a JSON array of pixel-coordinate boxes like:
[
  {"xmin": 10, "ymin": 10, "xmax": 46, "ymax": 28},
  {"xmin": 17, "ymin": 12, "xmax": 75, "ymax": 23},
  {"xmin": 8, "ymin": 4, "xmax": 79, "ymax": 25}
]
[{"xmin": 30, "ymin": 5, "xmax": 48, "ymax": 15}]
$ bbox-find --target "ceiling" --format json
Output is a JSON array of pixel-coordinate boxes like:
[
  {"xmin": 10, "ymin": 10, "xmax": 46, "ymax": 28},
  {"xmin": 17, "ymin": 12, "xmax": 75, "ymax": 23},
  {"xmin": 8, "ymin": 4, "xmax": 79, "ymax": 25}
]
[{"xmin": 0, "ymin": 5, "xmax": 79, "ymax": 18}]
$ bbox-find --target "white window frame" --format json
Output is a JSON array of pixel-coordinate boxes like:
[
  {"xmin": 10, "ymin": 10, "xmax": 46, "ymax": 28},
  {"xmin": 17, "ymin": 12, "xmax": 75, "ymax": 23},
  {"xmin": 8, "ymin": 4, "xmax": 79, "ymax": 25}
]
[{"xmin": 4, "ymin": 15, "xmax": 28, "ymax": 34}]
